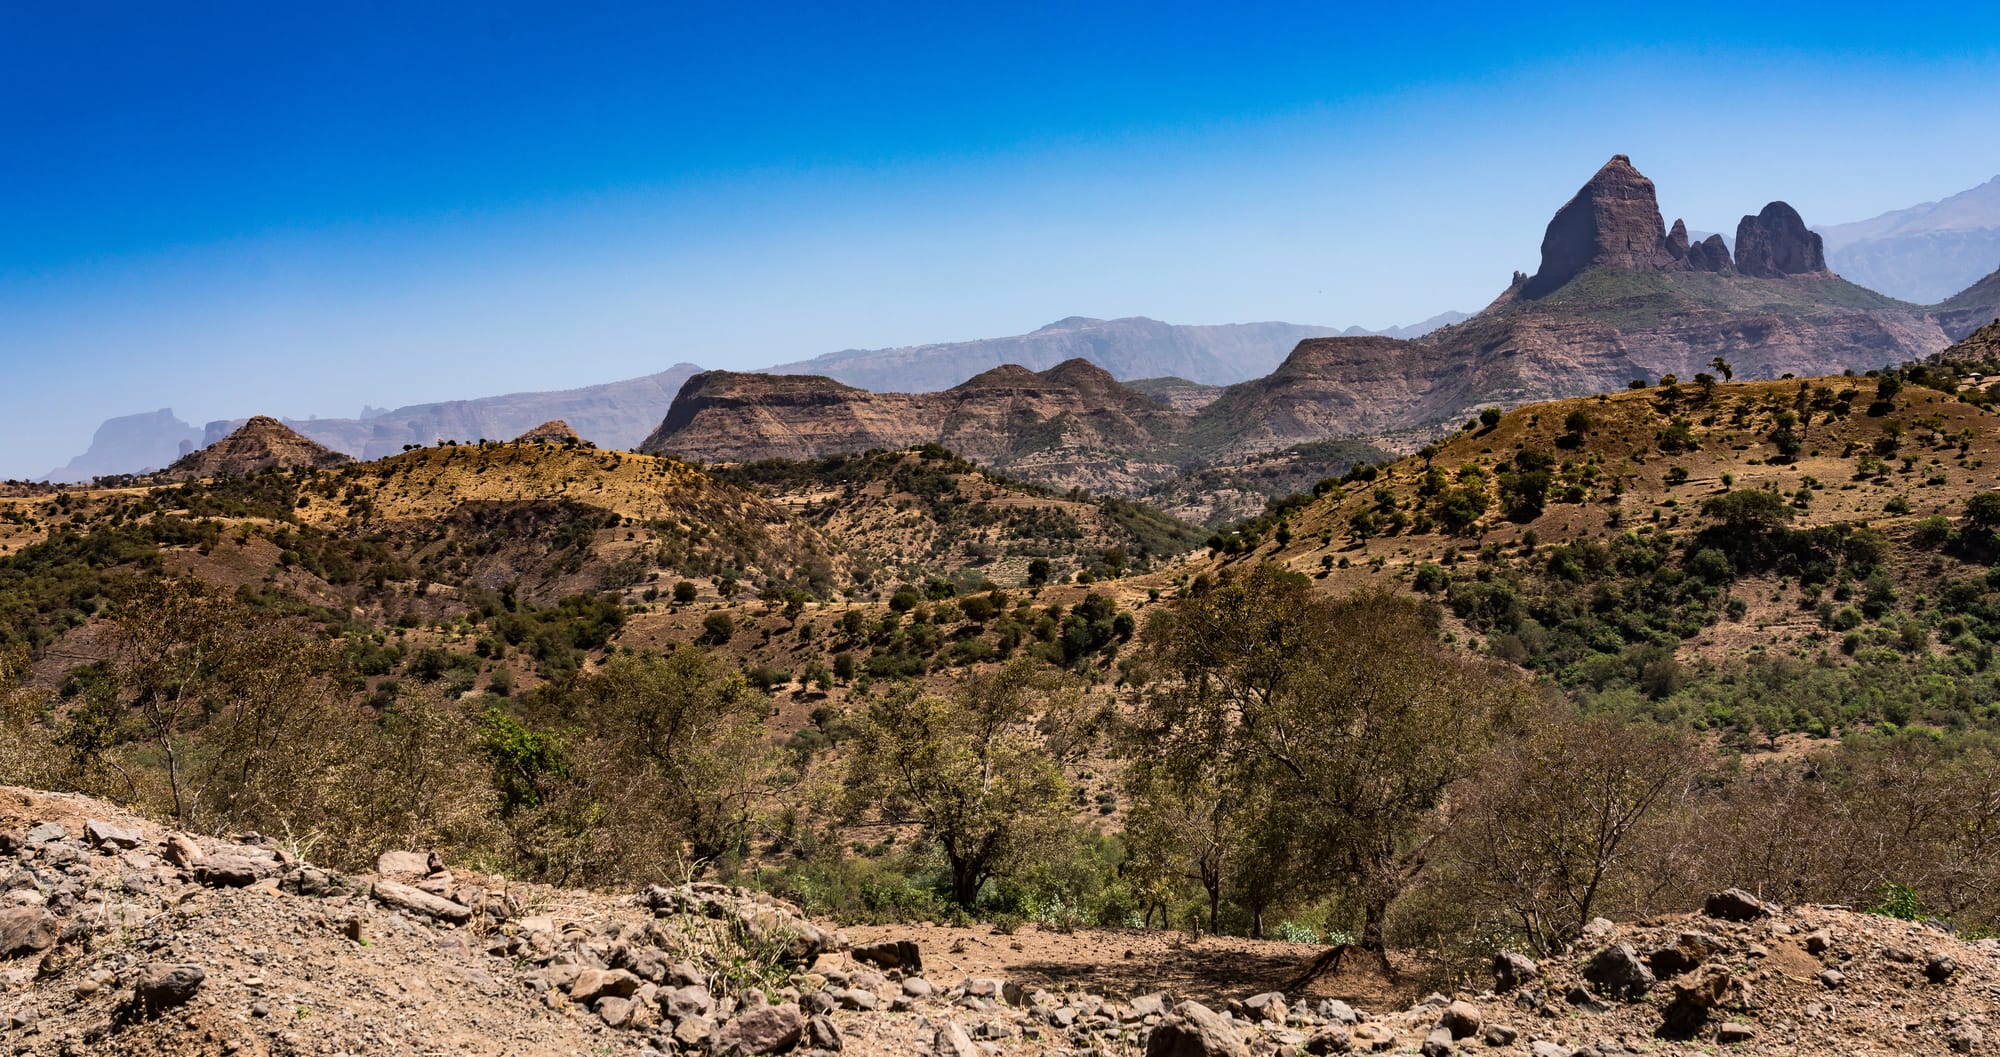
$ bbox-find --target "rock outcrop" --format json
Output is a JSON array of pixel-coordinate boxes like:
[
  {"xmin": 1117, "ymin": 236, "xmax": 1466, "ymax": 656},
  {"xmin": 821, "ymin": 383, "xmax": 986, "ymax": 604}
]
[
  {"xmin": 1521, "ymin": 155, "xmax": 1679, "ymax": 298},
  {"xmin": 513, "ymin": 419, "xmax": 584, "ymax": 444},
  {"xmin": 160, "ymin": 416, "xmax": 354, "ymax": 481},
  {"xmin": 1684, "ymin": 233, "xmax": 1735, "ymax": 273},
  {"xmin": 641, "ymin": 360, "xmax": 1190, "ymax": 497},
  {"xmin": 1735, "ymin": 201, "xmax": 1829, "ymax": 278}
]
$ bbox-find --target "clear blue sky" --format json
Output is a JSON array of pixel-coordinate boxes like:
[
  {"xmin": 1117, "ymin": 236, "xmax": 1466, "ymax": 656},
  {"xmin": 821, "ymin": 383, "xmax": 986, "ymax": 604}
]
[{"xmin": 5, "ymin": 1, "xmax": 2000, "ymax": 477}]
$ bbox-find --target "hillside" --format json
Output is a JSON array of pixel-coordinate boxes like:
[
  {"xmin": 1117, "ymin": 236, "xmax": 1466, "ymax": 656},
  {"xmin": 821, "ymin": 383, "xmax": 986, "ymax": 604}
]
[
  {"xmin": 1192, "ymin": 347, "xmax": 2000, "ymax": 745},
  {"xmin": 717, "ymin": 447, "xmax": 1206, "ymax": 586},
  {"xmin": 1406, "ymin": 157, "xmax": 1947, "ymax": 414},
  {"xmin": 10, "ymin": 785, "xmax": 1989, "ymax": 1056},
  {"xmin": 160, "ymin": 416, "xmax": 355, "ymax": 481}
]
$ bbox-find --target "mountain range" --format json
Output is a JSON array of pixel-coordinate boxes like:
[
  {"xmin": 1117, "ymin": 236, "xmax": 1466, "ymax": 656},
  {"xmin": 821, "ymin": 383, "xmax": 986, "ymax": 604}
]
[
  {"xmin": 1819, "ymin": 174, "xmax": 2000, "ymax": 304},
  {"xmin": 759, "ymin": 312, "xmax": 1466, "ymax": 391},
  {"xmin": 639, "ymin": 155, "xmax": 1962, "ymax": 521},
  {"xmin": 43, "ymin": 160, "xmax": 2000, "ymax": 492},
  {"xmin": 38, "ymin": 314, "xmax": 1468, "ymax": 483},
  {"xmin": 40, "ymin": 367, "xmax": 702, "ymax": 483}
]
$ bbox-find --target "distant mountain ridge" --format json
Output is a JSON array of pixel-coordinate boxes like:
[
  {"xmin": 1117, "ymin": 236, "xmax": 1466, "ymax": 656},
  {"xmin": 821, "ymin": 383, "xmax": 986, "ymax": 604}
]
[
  {"xmin": 640, "ymin": 155, "xmax": 1959, "ymax": 515},
  {"xmin": 760, "ymin": 314, "xmax": 1464, "ymax": 391},
  {"xmin": 1819, "ymin": 175, "xmax": 2000, "ymax": 303},
  {"xmin": 45, "ymin": 366, "xmax": 702, "ymax": 483}
]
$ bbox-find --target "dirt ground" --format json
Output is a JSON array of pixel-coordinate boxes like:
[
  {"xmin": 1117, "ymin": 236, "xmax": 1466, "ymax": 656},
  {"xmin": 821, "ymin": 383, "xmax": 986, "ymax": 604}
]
[{"xmin": 842, "ymin": 920, "xmax": 1425, "ymax": 1010}]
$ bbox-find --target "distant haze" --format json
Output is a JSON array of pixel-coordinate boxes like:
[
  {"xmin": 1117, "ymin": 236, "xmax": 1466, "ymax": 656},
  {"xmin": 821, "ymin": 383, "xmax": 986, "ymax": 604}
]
[{"xmin": 1819, "ymin": 176, "xmax": 2000, "ymax": 302}]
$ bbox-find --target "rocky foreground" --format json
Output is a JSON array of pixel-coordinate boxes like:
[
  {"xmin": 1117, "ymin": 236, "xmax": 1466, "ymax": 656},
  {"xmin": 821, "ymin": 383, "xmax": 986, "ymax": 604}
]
[{"xmin": 0, "ymin": 788, "xmax": 1992, "ymax": 1056}]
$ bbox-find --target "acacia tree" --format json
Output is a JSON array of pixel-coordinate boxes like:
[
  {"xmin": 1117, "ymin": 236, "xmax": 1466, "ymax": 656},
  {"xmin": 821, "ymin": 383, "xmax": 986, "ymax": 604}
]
[
  {"xmin": 108, "ymin": 579, "xmax": 352, "ymax": 830},
  {"xmin": 847, "ymin": 659, "xmax": 1099, "ymax": 908},
  {"xmin": 563, "ymin": 646, "xmax": 772, "ymax": 879},
  {"xmin": 1138, "ymin": 564, "xmax": 1527, "ymax": 961},
  {"xmin": 1443, "ymin": 707, "xmax": 1705, "ymax": 952}
]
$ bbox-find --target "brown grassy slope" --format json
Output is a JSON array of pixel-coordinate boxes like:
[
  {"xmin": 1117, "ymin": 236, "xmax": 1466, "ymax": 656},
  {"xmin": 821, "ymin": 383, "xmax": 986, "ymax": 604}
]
[
  {"xmin": 1195, "ymin": 374, "xmax": 2000, "ymax": 655},
  {"xmin": 730, "ymin": 449, "xmax": 1203, "ymax": 587},
  {"xmin": 290, "ymin": 441, "xmax": 863, "ymax": 601}
]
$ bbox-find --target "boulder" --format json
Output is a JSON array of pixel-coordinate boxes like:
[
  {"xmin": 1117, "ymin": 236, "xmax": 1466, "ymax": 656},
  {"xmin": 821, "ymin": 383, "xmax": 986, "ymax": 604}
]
[
  {"xmin": 673, "ymin": 1014, "xmax": 714, "ymax": 1049},
  {"xmin": 1702, "ymin": 888, "xmax": 1777, "ymax": 922},
  {"xmin": 23, "ymin": 823, "xmax": 64, "ymax": 845},
  {"xmin": 193, "ymin": 854, "xmax": 276, "ymax": 888},
  {"xmin": 1927, "ymin": 955, "xmax": 1959, "ymax": 984},
  {"xmin": 1421, "ymin": 1025, "xmax": 1455, "ymax": 1057},
  {"xmin": 808, "ymin": 1012, "xmax": 843, "ymax": 1051},
  {"xmin": 935, "ymin": 1019, "xmax": 981, "ymax": 1057},
  {"xmin": 714, "ymin": 1002, "xmax": 805, "ymax": 1056},
  {"xmin": 851, "ymin": 937, "xmax": 921, "ymax": 972},
  {"xmin": 370, "ymin": 880, "xmax": 472, "ymax": 924},
  {"xmin": 83, "ymin": 819, "xmax": 142, "ymax": 850},
  {"xmin": 133, "ymin": 962, "xmax": 205, "ymax": 1015},
  {"xmin": 1582, "ymin": 943, "xmax": 1655, "ymax": 999},
  {"xmin": 1492, "ymin": 951, "xmax": 1538, "ymax": 992},
  {"xmin": 1242, "ymin": 991, "xmax": 1288, "ymax": 1022},
  {"xmin": 1146, "ymin": 1000, "xmax": 1250, "ymax": 1057},
  {"xmin": 662, "ymin": 983, "xmax": 713, "ymax": 1021},
  {"xmin": 163, "ymin": 834, "xmax": 204, "ymax": 869},
  {"xmin": 376, "ymin": 850, "xmax": 431, "ymax": 877},
  {"xmin": 0, "ymin": 908, "xmax": 55, "ymax": 958},
  {"xmin": 1660, "ymin": 963, "xmax": 1741, "ymax": 1038},
  {"xmin": 1303, "ymin": 1025, "xmax": 1352, "ymax": 1055},
  {"xmin": 569, "ymin": 968, "xmax": 641, "ymax": 1004},
  {"xmin": 1440, "ymin": 1000, "xmax": 1482, "ymax": 1040}
]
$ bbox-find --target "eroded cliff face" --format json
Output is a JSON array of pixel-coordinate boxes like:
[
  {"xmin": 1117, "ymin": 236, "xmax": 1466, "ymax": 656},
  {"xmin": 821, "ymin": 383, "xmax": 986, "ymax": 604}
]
[
  {"xmin": 1735, "ymin": 202, "xmax": 1828, "ymax": 278},
  {"xmin": 1522, "ymin": 155, "xmax": 1681, "ymax": 297},
  {"xmin": 641, "ymin": 361, "xmax": 1192, "ymax": 495}
]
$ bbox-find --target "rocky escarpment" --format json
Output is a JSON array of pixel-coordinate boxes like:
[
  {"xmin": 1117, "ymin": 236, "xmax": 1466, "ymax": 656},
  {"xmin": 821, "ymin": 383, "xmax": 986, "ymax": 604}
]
[
  {"xmin": 160, "ymin": 416, "xmax": 354, "ymax": 481},
  {"xmin": 642, "ymin": 361, "xmax": 1190, "ymax": 496},
  {"xmin": 1454, "ymin": 156, "xmax": 1945, "ymax": 407},
  {"xmin": 1735, "ymin": 202, "xmax": 1828, "ymax": 278}
]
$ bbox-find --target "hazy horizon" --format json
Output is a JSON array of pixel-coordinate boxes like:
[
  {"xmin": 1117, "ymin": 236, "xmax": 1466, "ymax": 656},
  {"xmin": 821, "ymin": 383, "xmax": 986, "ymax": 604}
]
[{"xmin": 7, "ymin": 2, "xmax": 2000, "ymax": 478}]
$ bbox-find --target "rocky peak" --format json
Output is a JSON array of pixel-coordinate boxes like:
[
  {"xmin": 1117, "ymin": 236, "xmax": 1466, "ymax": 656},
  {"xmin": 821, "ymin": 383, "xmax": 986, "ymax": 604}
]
[
  {"xmin": 1735, "ymin": 201, "xmax": 1827, "ymax": 278},
  {"xmin": 163, "ymin": 416, "xmax": 354, "ymax": 481},
  {"xmin": 1685, "ymin": 233, "xmax": 1734, "ymax": 273},
  {"xmin": 1521, "ymin": 155, "xmax": 1677, "ymax": 298},
  {"xmin": 1665, "ymin": 218, "xmax": 1692, "ymax": 260},
  {"xmin": 513, "ymin": 420, "xmax": 582, "ymax": 444}
]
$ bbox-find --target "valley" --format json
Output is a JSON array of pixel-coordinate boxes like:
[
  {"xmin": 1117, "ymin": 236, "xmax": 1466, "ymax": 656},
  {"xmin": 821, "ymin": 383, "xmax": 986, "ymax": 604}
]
[{"xmin": 9, "ymin": 158, "xmax": 2000, "ymax": 1057}]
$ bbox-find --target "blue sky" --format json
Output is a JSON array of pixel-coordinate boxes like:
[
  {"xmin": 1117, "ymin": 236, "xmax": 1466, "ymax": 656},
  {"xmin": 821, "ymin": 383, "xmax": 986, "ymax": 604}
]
[{"xmin": 5, "ymin": 1, "xmax": 2000, "ymax": 477}]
